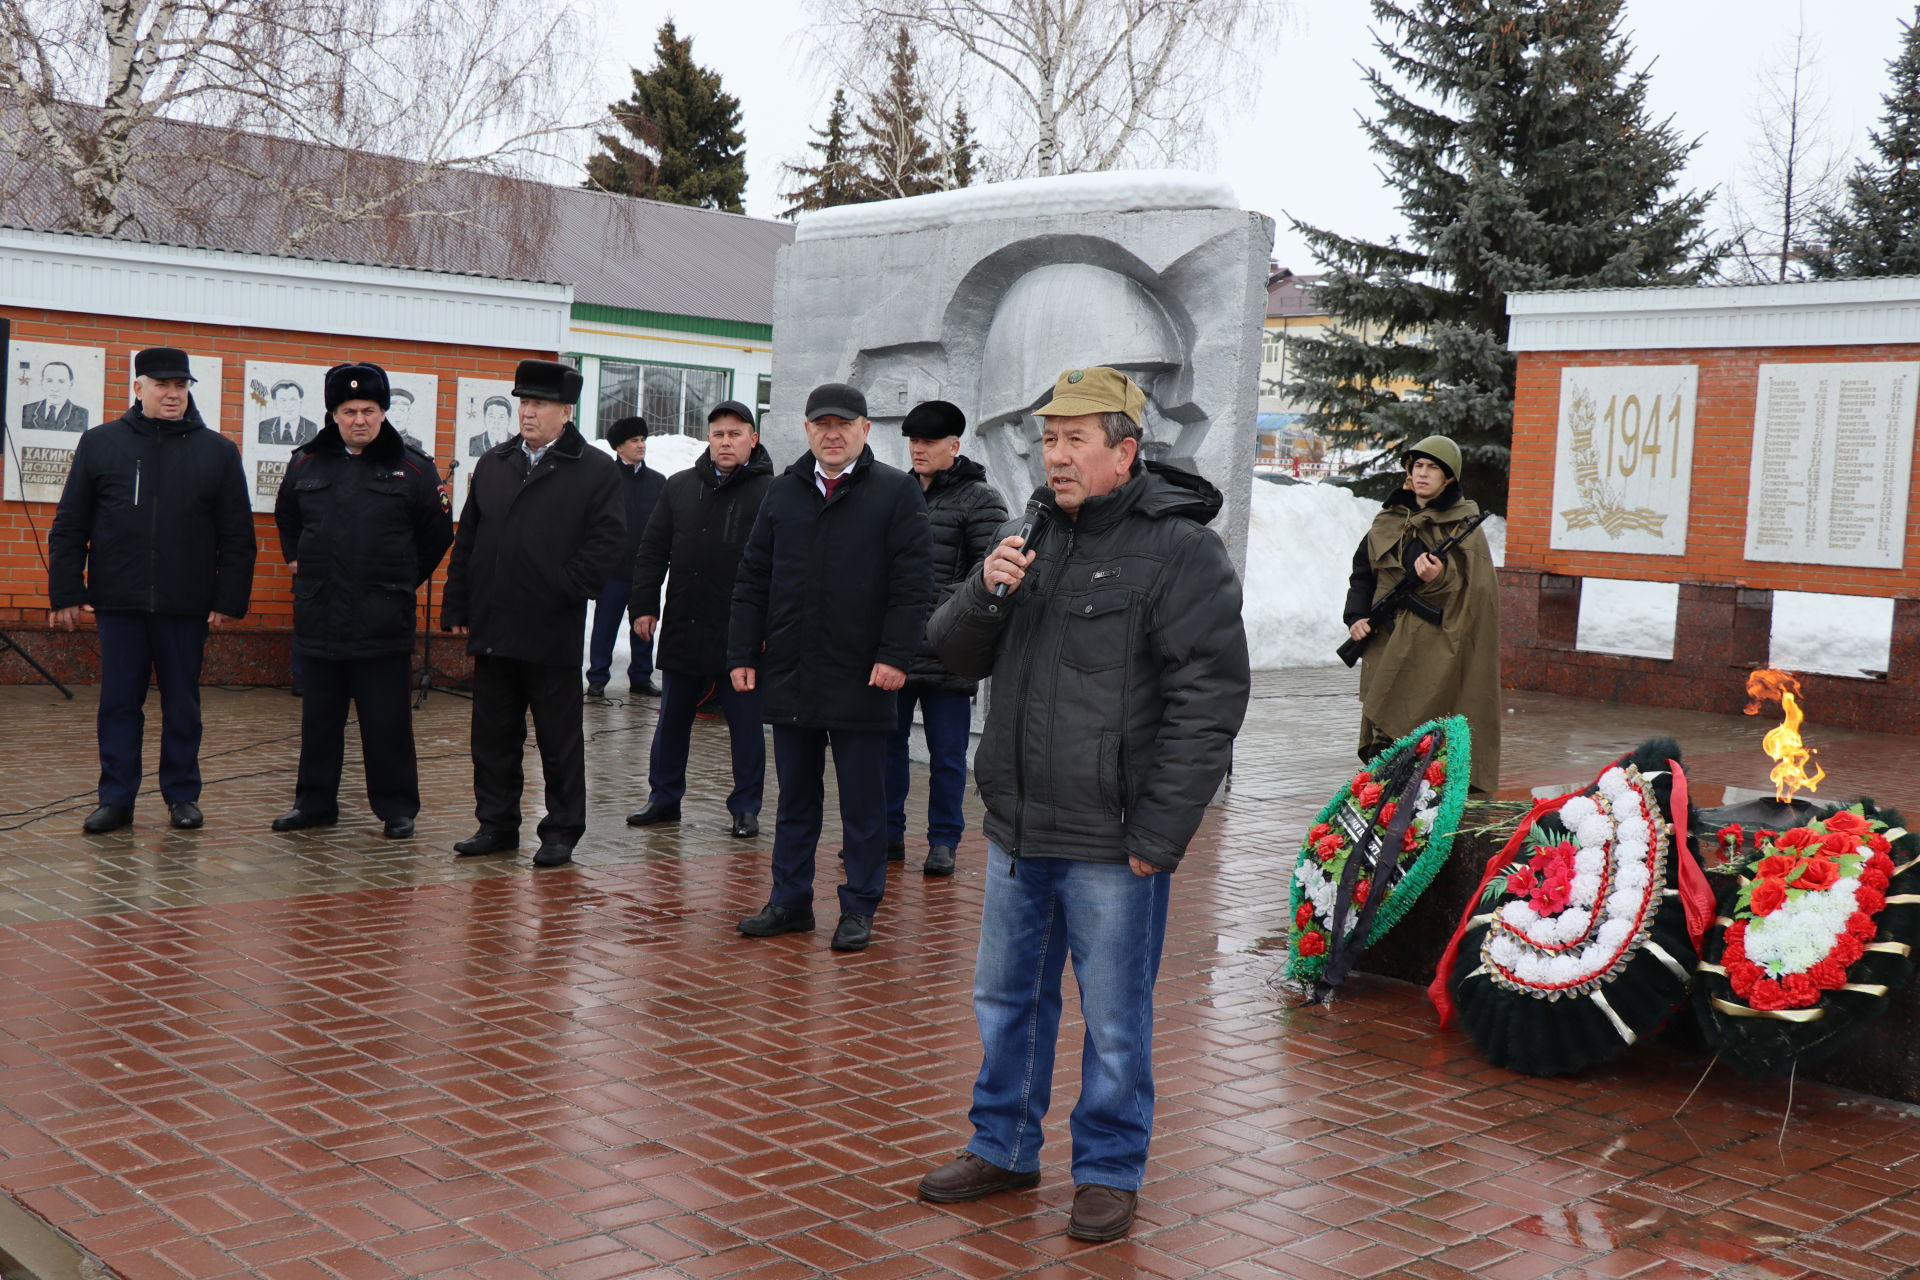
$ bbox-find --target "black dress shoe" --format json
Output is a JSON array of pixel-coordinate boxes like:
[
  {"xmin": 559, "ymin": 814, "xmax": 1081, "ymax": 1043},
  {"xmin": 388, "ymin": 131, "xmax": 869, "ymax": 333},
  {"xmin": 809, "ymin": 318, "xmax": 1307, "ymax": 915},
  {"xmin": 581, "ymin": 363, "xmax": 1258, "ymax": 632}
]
[
  {"xmin": 167, "ymin": 801, "xmax": 204, "ymax": 830},
  {"xmin": 738, "ymin": 903, "xmax": 816, "ymax": 936},
  {"xmin": 830, "ymin": 912, "xmax": 872, "ymax": 952},
  {"xmin": 271, "ymin": 808, "xmax": 338, "ymax": 832},
  {"xmin": 82, "ymin": 804, "xmax": 133, "ymax": 834},
  {"xmin": 632, "ymin": 680, "xmax": 661, "ymax": 697},
  {"xmin": 729, "ymin": 812, "xmax": 759, "ymax": 838},
  {"xmin": 626, "ymin": 801, "xmax": 681, "ymax": 827},
  {"xmin": 585, "ymin": 682, "xmax": 606, "ymax": 699},
  {"xmin": 886, "ymin": 840, "xmax": 907, "ymax": 862},
  {"xmin": 382, "ymin": 817, "xmax": 415, "ymax": 839},
  {"xmin": 924, "ymin": 844, "xmax": 956, "ymax": 876},
  {"xmin": 454, "ymin": 828, "xmax": 519, "ymax": 857},
  {"xmin": 532, "ymin": 842, "xmax": 574, "ymax": 867}
]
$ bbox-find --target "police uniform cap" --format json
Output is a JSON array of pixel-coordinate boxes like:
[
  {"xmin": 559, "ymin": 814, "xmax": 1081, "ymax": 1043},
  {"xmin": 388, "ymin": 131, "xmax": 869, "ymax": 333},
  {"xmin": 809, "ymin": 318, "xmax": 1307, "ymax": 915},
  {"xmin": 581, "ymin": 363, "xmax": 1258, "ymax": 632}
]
[{"xmin": 325, "ymin": 361, "xmax": 391, "ymax": 411}]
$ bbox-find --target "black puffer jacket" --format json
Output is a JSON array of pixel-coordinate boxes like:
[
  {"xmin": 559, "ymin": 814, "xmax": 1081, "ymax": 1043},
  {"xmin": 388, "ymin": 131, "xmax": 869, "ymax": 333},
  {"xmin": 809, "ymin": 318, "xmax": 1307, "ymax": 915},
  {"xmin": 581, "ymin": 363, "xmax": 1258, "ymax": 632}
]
[
  {"xmin": 630, "ymin": 443, "xmax": 774, "ymax": 677},
  {"xmin": 727, "ymin": 446, "xmax": 934, "ymax": 732},
  {"xmin": 907, "ymin": 455, "xmax": 1008, "ymax": 693},
  {"xmin": 47, "ymin": 401, "xmax": 255, "ymax": 618},
  {"xmin": 442, "ymin": 425, "xmax": 625, "ymax": 666},
  {"xmin": 928, "ymin": 461, "xmax": 1251, "ymax": 872},
  {"xmin": 274, "ymin": 422, "xmax": 453, "ymax": 661}
]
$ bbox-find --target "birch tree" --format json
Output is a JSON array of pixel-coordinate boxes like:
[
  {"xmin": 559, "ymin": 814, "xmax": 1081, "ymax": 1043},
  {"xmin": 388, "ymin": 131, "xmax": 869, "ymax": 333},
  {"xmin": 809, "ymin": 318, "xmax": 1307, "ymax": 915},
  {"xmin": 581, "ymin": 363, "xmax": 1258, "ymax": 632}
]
[
  {"xmin": 0, "ymin": 0, "xmax": 595, "ymax": 253},
  {"xmin": 1719, "ymin": 17, "xmax": 1846, "ymax": 282},
  {"xmin": 809, "ymin": 0, "xmax": 1289, "ymax": 177}
]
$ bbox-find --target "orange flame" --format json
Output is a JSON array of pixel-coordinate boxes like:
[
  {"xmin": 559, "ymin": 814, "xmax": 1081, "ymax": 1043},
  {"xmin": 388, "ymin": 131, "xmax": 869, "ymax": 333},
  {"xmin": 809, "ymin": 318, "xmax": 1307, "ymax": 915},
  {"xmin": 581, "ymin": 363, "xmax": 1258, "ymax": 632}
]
[{"xmin": 1744, "ymin": 668, "xmax": 1825, "ymax": 803}]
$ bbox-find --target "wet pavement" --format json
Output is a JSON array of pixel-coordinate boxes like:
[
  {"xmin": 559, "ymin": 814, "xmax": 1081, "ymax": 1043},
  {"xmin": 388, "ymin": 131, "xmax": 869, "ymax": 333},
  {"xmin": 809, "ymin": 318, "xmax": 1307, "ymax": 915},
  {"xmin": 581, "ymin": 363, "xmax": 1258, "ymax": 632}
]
[{"xmin": 1, "ymin": 669, "xmax": 1918, "ymax": 1279}]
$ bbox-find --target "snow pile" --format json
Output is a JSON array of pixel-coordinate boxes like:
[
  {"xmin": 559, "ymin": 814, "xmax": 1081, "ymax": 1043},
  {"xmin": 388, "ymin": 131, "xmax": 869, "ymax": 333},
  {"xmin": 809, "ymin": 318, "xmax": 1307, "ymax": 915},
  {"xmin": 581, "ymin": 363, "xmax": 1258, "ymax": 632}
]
[
  {"xmin": 1576, "ymin": 579, "xmax": 1678, "ymax": 659},
  {"xmin": 1770, "ymin": 591, "xmax": 1892, "ymax": 677},
  {"xmin": 794, "ymin": 170, "xmax": 1238, "ymax": 242}
]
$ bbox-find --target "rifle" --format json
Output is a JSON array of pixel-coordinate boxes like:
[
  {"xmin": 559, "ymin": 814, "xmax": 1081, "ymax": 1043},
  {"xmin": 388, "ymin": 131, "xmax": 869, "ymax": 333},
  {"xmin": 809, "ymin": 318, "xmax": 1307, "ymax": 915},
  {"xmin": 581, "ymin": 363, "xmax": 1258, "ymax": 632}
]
[{"xmin": 1336, "ymin": 509, "xmax": 1492, "ymax": 667}]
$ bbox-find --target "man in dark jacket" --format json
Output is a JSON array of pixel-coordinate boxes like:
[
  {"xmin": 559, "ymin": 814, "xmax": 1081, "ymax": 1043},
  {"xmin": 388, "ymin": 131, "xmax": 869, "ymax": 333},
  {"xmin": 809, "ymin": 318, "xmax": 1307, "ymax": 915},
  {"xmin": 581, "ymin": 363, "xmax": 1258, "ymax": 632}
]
[
  {"xmin": 916, "ymin": 367, "xmax": 1249, "ymax": 1243},
  {"xmin": 626, "ymin": 400, "xmax": 772, "ymax": 838},
  {"xmin": 585, "ymin": 415, "xmax": 663, "ymax": 698},
  {"xmin": 885, "ymin": 400, "xmax": 1006, "ymax": 876},
  {"xmin": 442, "ymin": 359, "xmax": 625, "ymax": 868},
  {"xmin": 47, "ymin": 347, "xmax": 256, "ymax": 833},
  {"xmin": 270, "ymin": 363, "xmax": 453, "ymax": 838},
  {"xmin": 727, "ymin": 382, "xmax": 934, "ymax": 952}
]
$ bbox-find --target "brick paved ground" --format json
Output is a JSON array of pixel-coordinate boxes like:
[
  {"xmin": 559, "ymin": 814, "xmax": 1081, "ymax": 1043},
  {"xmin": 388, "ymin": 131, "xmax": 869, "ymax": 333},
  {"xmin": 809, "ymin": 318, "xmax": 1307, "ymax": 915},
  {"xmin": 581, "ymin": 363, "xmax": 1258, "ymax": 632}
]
[{"xmin": 1, "ymin": 670, "xmax": 1918, "ymax": 1279}]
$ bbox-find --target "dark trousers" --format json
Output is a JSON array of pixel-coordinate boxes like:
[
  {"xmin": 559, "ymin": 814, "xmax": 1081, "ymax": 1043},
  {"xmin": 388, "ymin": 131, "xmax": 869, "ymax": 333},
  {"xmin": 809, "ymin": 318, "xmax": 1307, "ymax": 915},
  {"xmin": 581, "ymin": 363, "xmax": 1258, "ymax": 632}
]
[
  {"xmin": 647, "ymin": 669, "xmax": 765, "ymax": 814},
  {"xmin": 95, "ymin": 611, "xmax": 209, "ymax": 807},
  {"xmin": 770, "ymin": 724, "xmax": 889, "ymax": 916},
  {"xmin": 586, "ymin": 578, "xmax": 652, "ymax": 688},
  {"xmin": 294, "ymin": 652, "xmax": 418, "ymax": 819},
  {"xmin": 884, "ymin": 686, "xmax": 973, "ymax": 848},
  {"xmin": 470, "ymin": 655, "xmax": 588, "ymax": 847}
]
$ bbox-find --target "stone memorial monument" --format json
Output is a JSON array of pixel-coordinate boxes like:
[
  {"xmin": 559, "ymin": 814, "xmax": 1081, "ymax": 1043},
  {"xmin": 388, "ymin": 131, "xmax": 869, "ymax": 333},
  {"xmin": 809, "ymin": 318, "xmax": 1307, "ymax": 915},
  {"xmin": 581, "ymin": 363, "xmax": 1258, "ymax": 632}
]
[{"xmin": 767, "ymin": 170, "xmax": 1274, "ymax": 570}]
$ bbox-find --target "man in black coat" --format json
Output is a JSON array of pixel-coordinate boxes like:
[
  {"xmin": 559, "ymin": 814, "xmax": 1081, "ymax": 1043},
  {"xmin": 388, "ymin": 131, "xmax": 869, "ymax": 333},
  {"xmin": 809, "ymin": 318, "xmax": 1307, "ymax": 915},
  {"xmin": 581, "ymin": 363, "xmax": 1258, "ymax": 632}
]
[
  {"xmin": 585, "ymin": 415, "xmax": 663, "ymax": 698},
  {"xmin": 47, "ymin": 347, "xmax": 256, "ymax": 833},
  {"xmin": 442, "ymin": 359, "xmax": 625, "ymax": 868},
  {"xmin": 271, "ymin": 363, "xmax": 453, "ymax": 838},
  {"xmin": 626, "ymin": 400, "xmax": 772, "ymax": 838},
  {"xmin": 885, "ymin": 400, "xmax": 1007, "ymax": 877},
  {"xmin": 728, "ymin": 383, "xmax": 934, "ymax": 952}
]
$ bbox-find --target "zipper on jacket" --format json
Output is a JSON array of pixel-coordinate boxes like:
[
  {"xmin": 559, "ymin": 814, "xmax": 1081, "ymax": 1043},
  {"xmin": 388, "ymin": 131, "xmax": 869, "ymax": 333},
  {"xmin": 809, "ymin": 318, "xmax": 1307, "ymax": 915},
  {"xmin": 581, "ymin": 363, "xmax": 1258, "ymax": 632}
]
[
  {"xmin": 146, "ymin": 439, "xmax": 162, "ymax": 612},
  {"xmin": 133, "ymin": 460, "xmax": 141, "ymax": 508},
  {"xmin": 1005, "ymin": 523, "xmax": 1076, "ymax": 876}
]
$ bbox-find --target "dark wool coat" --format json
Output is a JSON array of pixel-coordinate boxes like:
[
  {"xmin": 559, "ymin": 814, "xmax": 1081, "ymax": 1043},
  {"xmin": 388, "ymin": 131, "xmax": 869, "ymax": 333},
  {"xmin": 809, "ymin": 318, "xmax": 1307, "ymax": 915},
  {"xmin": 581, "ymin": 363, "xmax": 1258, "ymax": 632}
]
[
  {"xmin": 47, "ymin": 401, "xmax": 255, "ymax": 618},
  {"xmin": 629, "ymin": 443, "xmax": 774, "ymax": 678},
  {"xmin": 442, "ymin": 425, "xmax": 625, "ymax": 666},
  {"xmin": 928, "ymin": 462, "xmax": 1251, "ymax": 872},
  {"xmin": 906, "ymin": 455, "xmax": 1008, "ymax": 694},
  {"xmin": 1345, "ymin": 482, "xmax": 1502, "ymax": 791},
  {"xmin": 274, "ymin": 422, "xmax": 453, "ymax": 661},
  {"xmin": 726, "ymin": 446, "xmax": 934, "ymax": 732},
  {"xmin": 613, "ymin": 458, "xmax": 665, "ymax": 579}
]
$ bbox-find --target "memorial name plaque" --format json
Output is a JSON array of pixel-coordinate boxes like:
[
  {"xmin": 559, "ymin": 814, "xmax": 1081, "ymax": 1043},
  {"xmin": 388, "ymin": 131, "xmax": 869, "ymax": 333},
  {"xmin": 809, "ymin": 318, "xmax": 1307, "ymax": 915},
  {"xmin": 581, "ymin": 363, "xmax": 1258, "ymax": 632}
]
[
  {"xmin": 1744, "ymin": 362, "xmax": 1918, "ymax": 570},
  {"xmin": 1549, "ymin": 364, "xmax": 1698, "ymax": 556}
]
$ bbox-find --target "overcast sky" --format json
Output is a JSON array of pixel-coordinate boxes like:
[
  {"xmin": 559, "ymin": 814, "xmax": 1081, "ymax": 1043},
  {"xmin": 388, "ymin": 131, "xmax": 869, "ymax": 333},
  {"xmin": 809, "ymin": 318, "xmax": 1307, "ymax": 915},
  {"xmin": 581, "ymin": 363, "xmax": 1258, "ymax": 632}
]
[{"xmin": 588, "ymin": 0, "xmax": 1916, "ymax": 270}]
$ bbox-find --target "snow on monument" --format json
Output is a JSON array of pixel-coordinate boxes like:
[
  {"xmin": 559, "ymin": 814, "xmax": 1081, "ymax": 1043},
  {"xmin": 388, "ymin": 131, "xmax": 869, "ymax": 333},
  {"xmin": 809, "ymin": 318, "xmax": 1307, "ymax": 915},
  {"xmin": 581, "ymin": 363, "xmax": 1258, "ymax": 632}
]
[{"xmin": 768, "ymin": 170, "xmax": 1274, "ymax": 570}]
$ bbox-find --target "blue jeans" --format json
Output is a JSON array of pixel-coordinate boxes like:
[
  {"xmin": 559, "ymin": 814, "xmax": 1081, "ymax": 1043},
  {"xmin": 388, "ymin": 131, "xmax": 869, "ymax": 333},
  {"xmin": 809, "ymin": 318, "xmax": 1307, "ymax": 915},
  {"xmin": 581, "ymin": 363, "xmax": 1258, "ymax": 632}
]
[
  {"xmin": 966, "ymin": 843, "xmax": 1171, "ymax": 1191},
  {"xmin": 586, "ymin": 579, "xmax": 652, "ymax": 688},
  {"xmin": 647, "ymin": 670, "xmax": 764, "ymax": 815},
  {"xmin": 884, "ymin": 686, "xmax": 971, "ymax": 848},
  {"xmin": 95, "ymin": 612, "xmax": 209, "ymax": 807}
]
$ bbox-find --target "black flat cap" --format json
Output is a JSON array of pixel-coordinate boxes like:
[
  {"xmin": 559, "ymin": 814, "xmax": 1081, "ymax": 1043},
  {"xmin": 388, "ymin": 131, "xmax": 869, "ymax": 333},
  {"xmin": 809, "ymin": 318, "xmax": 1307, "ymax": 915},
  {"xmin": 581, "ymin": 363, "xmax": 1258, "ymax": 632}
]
[
  {"xmin": 134, "ymin": 347, "xmax": 195, "ymax": 382},
  {"xmin": 804, "ymin": 382, "xmax": 866, "ymax": 422},
  {"xmin": 707, "ymin": 399, "xmax": 756, "ymax": 425}
]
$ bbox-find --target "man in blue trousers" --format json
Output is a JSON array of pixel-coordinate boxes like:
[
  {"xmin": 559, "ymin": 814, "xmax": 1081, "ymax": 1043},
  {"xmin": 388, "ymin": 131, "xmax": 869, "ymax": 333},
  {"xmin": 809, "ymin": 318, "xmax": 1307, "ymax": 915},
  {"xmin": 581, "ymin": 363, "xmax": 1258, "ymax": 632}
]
[{"xmin": 586, "ymin": 415, "xmax": 662, "ymax": 698}]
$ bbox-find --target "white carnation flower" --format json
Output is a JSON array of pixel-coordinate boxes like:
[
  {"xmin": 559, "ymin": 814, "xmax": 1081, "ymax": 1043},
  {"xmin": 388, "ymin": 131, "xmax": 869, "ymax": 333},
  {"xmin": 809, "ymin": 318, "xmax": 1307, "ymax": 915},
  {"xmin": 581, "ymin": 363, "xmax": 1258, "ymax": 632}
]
[
  {"xmin": 1560, "ymin": 795, "xmax": 1599, "ymax": 827},
  {"xmin": 1616, "ymin": 817, "xmax": 1651, "ymax": 845},
  {"xmin": 1607, "ymin": 888, "xmax": 1645, "ymax": 919},
  {"xmin": 1501, "ymin": 901, "xmax": 1538, "ymax": 930},
  {"xmin": 1616, "ymin": 861, "xmax": 1650, "ymax": 891},
  {"xmin": 1557, "ymin": 907, "xmax": 1593, "ymax": 938},
  {"xmin": 1490, "ymin": 936, "xmax": 1521, "ymax": 968},
  {"xmin": 1575, "ymin": 815, "xmax": 1614, "ymax": 848},
  {"xmin": 1575, "ymin": 848, "xmax": 1605, "ymax": 877},
  {"xmin": 1598, "ymin": 918, "xmax": 1633, "ymax": 949}
]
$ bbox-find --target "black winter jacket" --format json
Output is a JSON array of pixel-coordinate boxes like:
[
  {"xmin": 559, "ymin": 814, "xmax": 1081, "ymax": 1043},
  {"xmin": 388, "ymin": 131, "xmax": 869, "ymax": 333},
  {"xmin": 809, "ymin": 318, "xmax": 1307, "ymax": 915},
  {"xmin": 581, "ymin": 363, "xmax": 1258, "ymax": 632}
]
[
  {"xmin": 630, "ymin": 443, "xmax": 774, "ymax": 677},
  {"xmin": 907, "ymin": 455, "xmax": 1008, "ymax": 694},
  {"xmin": 928, "ymin": 462, "xmax": 1251, "ymax": 872},
  {"xmin": 441, "ymin": 425, "xmax": 625, "ymax": 666},
  {"xmin": 274, "ymin": 422, "xmax": 453, "ymax": 661},
  {"xmin": 47, "ymin": 401, "xmax": 255, "ymax": 618},
  {"xmin": 613, "ymin": 459, "xmax": 665, "ymax": 580},
  {"xmin": 727, "ymin": 447, "xmax": 935, "ymax": 732}
]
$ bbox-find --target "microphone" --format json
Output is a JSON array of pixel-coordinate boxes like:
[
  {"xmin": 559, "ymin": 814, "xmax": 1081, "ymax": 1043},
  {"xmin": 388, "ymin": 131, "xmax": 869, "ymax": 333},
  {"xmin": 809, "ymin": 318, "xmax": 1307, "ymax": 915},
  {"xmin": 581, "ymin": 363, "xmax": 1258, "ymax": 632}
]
[{"xmin": 994, "ymin": 485, "xmax": 1052, "ymax": 598}]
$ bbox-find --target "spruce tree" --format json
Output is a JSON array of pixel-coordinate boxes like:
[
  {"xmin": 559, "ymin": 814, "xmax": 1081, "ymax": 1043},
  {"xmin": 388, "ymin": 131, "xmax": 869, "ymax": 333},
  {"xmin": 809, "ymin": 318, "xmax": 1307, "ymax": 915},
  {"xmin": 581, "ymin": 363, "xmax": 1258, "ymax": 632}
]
[
  {"xmin": 1285, "ymin": 0, "xmax": 1713, "ymax": 515},
  {"xmin": 585, "ymin": 20, "xmax": 746, "ymax": 213},
  {"xmin": 1805, "ymin": 6, "xmax": 1920, "ymax": 278},
  {"xmin": 781, "ymin": 89, "xmax": 866, "ymax": 217},
  {"xmin": 947, "ymin": 104, "xmax": 977, "ymax": 189},
  {"xmin": 856, "ymin": 26, "xmax": 943, "ymax": 200}
]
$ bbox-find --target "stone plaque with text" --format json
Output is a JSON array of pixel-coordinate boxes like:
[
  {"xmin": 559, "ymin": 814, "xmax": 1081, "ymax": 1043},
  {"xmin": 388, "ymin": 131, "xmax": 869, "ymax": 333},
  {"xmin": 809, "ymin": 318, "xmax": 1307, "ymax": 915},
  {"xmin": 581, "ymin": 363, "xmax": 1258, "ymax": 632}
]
[
  {"xmin": 1549, "ymin": 364, "xmax": 1698, "ymax": 556},
  {"xmin": 1744, "ymin": 362, "xmax": 1918, "ymax": 570}
]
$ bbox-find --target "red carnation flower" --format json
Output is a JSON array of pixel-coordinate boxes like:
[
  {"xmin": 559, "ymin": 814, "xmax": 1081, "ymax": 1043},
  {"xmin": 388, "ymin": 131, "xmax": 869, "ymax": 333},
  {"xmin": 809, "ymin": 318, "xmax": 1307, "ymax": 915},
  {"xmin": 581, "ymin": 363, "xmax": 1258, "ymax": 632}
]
[
  {"xmin": 1756, "ymin": 854, "xmax": 1800, "ymax": 880},
  {"xmin": 1402, "ymin": 826, "xmax": 1420, "ymax": 853},
  {"xmin": 1848, "ymin": 911, "xmax": 1877, "ymax": 940},
  {"xmin": 1425, "ymin": 761, "xmax": 1446, "ymax": 787},
  {"xmin": 1298, "ymin": 929, "xmax": 1327, "ymax": 957},
  {"xmin": 1824, "ymin": 811, "xmax": 1871, "ymax": 836},
  {"xmin": 1857, "ymin": 886, "xmax": 1887, "ymax": 915},
  {"xmin": 1868, "ymin": 851, "xmax": 1895, "ymax": 877},
  {"xmin": 1819, "ymin": 831, "xmax": 1859, "ymax": 858},
  {"xmin": 1775, "ymin": 827, "xmax": 1820, "ymax": 850},
  {"xmin": 1749, "ymin": 878, "xmax": 1789, "ymax": 917},
  {"xmin": 1352, "ymin": 771, "xmax": 1372, "ymax": 789},
  {"xmin": 1751, "ymin": 829, "xmax": 1778, "ymax": 850},
  {"xmin": 1294, "ymin": 902, "xmax": 1314, "ymax": 929},
  {"xmin": 1795, "ymin": 857, "xmax": 1840, "ymax": 892},
  {"xmin": 1308, "ymin": 822, "xmax": 1331, "ymax": 842},
  {"xmin": 1728, "ymin": 961, "xmax": 1756, "ymax": 998},
  {"xmin": 1358, "ymin": 783, "xmax": 1385, "ymax": 809},
  {"xmin": 1782, "ymin": 973, "xmax": 1821, "ymax": 1008},
  {"xmin": 1808, "ymin": 957, "xmax": 1847, "ymax": 988},
  {"xmin": 1354, "ymin": 879, "xmax": 1372, "ymax": 907},
  {"xmin": 1418, "ymin": 734, "xmax": 1434, "ymax": 753},
  {"xmin": 1868, "ymin": 833, "xmax": 1891, "ymax": 854},
  {"xmin": 1749, "ymin": 980, "xmax": 1791, "ymax": 1012},
  {"xmin": 1864, "ymin": 867, "xmax": 1892, "ymax": 892},
  {"xmin": 1378, "ymin": 802, "xmax": 1398, "ymax": 828},
  {"xmin": 1834, "ymin": 934, "xmax": 1865, "ymax": 966}
]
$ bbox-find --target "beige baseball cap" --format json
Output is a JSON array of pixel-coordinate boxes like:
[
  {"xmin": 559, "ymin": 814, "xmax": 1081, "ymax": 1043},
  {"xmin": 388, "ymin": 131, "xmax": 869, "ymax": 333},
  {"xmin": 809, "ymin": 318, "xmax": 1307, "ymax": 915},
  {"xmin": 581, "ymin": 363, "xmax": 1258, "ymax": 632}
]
[{"xmin": 1032, "ymin": 366, "xmax": 1146, "ymax": 425}]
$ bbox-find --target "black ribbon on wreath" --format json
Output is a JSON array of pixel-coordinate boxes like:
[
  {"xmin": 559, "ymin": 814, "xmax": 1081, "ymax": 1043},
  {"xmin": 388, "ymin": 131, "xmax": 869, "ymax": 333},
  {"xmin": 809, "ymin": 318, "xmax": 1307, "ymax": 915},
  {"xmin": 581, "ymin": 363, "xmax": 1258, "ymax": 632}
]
[{"xmin": 1309, "ymin": 735, "xmax": 1438, "ymax": 1005}]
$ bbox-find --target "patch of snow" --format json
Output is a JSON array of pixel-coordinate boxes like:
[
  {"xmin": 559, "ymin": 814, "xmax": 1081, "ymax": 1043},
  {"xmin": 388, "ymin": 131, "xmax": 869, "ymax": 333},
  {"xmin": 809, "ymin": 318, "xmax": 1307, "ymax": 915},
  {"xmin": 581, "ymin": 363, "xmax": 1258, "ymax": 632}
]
[
  {"xmin": 1577, "ymin": 579, "xmax": 1678, "ymax": 659},
  {"xmin": 1771, "ymin": 591, "xmax": 1893, "ymax": 677},
  {"xmin": 793, "ymin": 170, "xmax": 1238, "ymax": 242}
]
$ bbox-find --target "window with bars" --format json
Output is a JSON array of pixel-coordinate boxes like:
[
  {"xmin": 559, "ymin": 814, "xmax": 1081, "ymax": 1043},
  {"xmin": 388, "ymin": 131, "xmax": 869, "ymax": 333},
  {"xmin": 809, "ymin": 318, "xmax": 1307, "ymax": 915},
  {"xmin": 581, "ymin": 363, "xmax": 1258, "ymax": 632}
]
[{"xmin": 598, "ymin": 360, "xmax": 732, "ymax": 438}]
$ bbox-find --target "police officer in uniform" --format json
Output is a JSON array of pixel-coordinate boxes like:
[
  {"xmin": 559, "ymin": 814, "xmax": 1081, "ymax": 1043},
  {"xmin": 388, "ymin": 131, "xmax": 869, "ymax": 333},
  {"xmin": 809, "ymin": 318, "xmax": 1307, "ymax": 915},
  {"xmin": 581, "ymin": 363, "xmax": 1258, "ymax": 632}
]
[
  {"xmin": 442, "ymin": 359, "xmax": 625, "ymax": 867},
  {"xmin": 271, "ymin": 362, "xmax": 453, "ymax": 837}
]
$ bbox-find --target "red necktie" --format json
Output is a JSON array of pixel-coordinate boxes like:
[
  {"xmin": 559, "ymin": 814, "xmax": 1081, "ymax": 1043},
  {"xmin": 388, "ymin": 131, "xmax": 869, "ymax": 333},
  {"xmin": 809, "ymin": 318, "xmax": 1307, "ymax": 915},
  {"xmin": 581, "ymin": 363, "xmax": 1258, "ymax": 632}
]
[{"xmin": 821, "ymin": 473, "xmax": 844, "ymax": 502}]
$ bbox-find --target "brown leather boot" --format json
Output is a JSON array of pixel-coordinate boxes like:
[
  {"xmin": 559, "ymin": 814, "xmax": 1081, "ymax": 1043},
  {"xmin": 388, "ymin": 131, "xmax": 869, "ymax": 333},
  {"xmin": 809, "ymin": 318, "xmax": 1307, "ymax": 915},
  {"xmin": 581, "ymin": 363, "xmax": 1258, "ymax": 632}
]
[
  {"xmin": 916, "ymin": 1151, "xmax": 1040, "ymax": 1203},
  {"xmin": 1067, "ymin": 1184, "xmax": 1138, "ymax": 1242}
]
